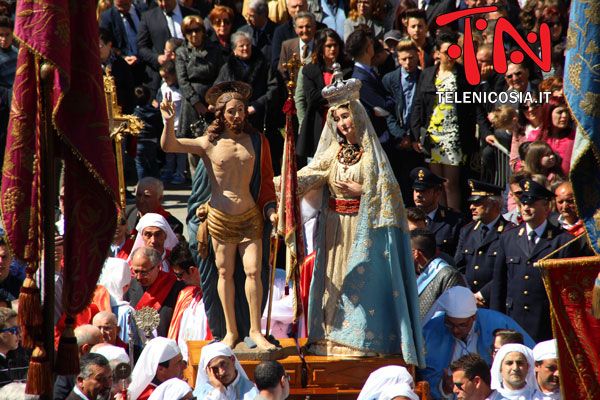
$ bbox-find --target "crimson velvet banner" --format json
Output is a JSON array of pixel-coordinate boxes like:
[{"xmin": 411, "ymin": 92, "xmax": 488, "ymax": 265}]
[
  {"xmin": 538, "ymin": 256, "xmax": 600, "ymax": 400},
  {"xmin": 2, "ymin": 0, "xmax": 118, "ymax": 316}
]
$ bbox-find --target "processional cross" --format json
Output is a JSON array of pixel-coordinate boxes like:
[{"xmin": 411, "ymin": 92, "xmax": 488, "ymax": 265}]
[{"xmin": 103, "ymin": 69, "xmax": 144, "ymax": 209}]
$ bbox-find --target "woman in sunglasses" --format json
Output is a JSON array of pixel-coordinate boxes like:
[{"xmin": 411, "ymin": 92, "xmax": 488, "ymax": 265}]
[{"xmin": 175, "ymin": 15, "xmax": 222, "ymax": 176}]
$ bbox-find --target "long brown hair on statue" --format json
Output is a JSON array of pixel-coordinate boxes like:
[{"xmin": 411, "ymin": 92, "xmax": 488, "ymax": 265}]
[{"xmin": 204, "ymin": 92, "xmax": 259, "ymax": 142}]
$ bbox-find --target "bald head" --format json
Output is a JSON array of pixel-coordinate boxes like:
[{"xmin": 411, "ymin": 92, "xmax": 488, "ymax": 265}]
[
  {"xmin": 75, "ymin": 324, "xmax": 103, "ymax": 355},
  {"xmin": 554, "ymin": 181, "xmax": 578, "ymax": 225},
  {"xmin": 93, "ymin": 311, "xmax": 121, "ymax": 345}
]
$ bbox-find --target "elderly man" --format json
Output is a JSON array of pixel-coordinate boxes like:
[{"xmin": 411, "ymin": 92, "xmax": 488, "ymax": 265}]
[
  {"xmin": 92, "ymin": 311, "xmax": 129, "ymax": 352},
  {"xmin": 419, "ymin": 287, "xmax": 534, "ymax": 399},
  {"xmin": 450, "ymin": 354, "xmax": 498, "ymax": 400},
  {"xmin": 411, "ymin": 167, "xmax": 465, "ymax": 256},
  {"xmin": 491, "ymin": 179, "xmax": 586, "ymax": 342},
  {"xmin": 55, "ymin": 325, "xmax": 104, "ymax": 400},
  {"xmin": 127, "ymin": 177, "xmax": 183, "ymax": 236},
  {"xmin": 278, "ymin": 11, "xmax": 317, "ymax": 80},
  {"xmin": 129, "ymin": 337, "xmax": 185, "ymax": 400},
  {"xmin": 193, "ymin": 342, "xmax": 258, "ymax": 399},
  {"xmin": 238, "ymin": 0, "xmax": 278, "ymax": 62},
  {"xmin": 455, "ymin": 180, "xmax": 511, "ymax": 307},
  {"xmin": 410, "ymin": 228, "xmax": 466, "ymax": 320},
  {"xmin": 129, "ymin": 213, "xmax": 179, "ymax": 273},
  {"xmin": 533, "ymin": 340, "xmax": 560, "ymax": 399},
  {"xmin": 553, "ymin": 180, "xmax": 585, "ymax": 236},
  {"xmin": 254, "ymin": 360, "xmax": 290, "ymax": 400},
  {"xmin": 65, "ymin": 353, "xmax": 112, "ymax": 400},
  {"xmin": 125, "ymin": 247, "xmax": 187, "ymax": 338}
]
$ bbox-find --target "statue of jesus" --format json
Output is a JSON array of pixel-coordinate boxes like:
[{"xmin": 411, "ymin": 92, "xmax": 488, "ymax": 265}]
[{"xmin": 160, "ymin": 81, "xmax": 277, "ymax": 350}]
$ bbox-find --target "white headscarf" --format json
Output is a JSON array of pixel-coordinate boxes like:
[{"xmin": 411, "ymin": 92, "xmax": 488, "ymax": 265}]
[
  {"xmin": 128, "ymin": 213, "xmax": 179, "ymax": 262},
  {"xmin": 436, "ymin": 287, "xmax": 477, "ymax": 318},
  {"xmin": 490, "ymin": 343, "xmax": 537, "ymax": 398},
  {"xmin": 148, "ymin": 378, "xmax": 192, "ymax": 400},
  {"xmin": 99, "ymin": 258, "xmax": 131, "ymax": 302},
  {"xmin": 196, "ymin": 342, "xmax": 249, "ymax": 387},
  {"xmin": 379, "ymin": 383, "xmax": 419, "ymax": 400},
  {"xmin": 92, "ymin": 344, "xmax": 130, "ymax": 364},
  {"xmin": 533, "ymin": 339, "xmax": 557, "ymax": 361},
  {"xmin": 357, "ymin": 366, "xmax": 414, "ymax": 400},
  {"xmin": 129, "ymin": 337, "xmax": 181, "ymax": 400}
]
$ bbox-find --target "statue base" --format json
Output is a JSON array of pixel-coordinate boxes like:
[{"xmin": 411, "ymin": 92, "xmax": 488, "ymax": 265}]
[{"xmin": 185, "ymin": 338, "xmax": 430, "ymax": 399}]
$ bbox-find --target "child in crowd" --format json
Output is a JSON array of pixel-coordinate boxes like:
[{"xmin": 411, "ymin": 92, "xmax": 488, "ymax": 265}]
[
  {"xmin": 523, "ymin": 140, "xmax": 564, "ymax": 183},
  {"xmin": 133, "ymin": 86, "xmax": 163, "ymax": 180},
  {"xmin": 156, "ymin": 60, "xmax": 187, "ymax": 185},
  {"xmin": 486, "ymin": 105, "xmax": 518, "ymax": 152}
]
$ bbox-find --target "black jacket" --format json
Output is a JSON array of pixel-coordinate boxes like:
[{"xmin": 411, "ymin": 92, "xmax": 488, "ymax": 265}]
[{"xmin": 215, "ymin": 49, "xmax": 280, "ymax": 132}]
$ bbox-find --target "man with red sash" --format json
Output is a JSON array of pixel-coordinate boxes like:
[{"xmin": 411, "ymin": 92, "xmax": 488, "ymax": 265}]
[
  {"xmin": 125, "ymin": 247, "xmax": 187, "ymax": 337},
  {"xmin": 167, "ymin": 243, "xmax": 212, "ymax": 363},
  {"xmin": 127, "ymin": 177, "xmax": 184, "ymax": 236}
]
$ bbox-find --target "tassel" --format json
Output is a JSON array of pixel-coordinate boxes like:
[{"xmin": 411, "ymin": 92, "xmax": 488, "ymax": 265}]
[
  {"xmin": 18, "ymin": 272, "xmax": 43, "ymax": 348},
  {"xmin": 592, "ymin": 274, "xmax": 600, "ymax": 318},
  {"xmin": 55, "ymin": 317, "xmax": 80, "ymax": 375},
  {"xmin": 26, "ymin": 344, "xmax": 52, "ymax": 396}
]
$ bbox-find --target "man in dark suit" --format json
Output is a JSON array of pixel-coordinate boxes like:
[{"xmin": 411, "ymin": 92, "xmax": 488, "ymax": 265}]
[
  {"xmin": 237, "ymin": 0, "xmax": 279, "ymax": 63},
  {"xmin": 65, "ymin": 353, "xmax": 112, "ymax": 400},
  {"xmin": 99, "ymin": 0, "xmax": 146, "ymax": 60},
  {"xmin": 271, "ymin": 0, "xmax": 326, "ymax": 68},
  {"xmin": 136, "ymin": 0, "xmax": 198, "ymax": 92},
  {"xmin": 411, "ymin": 167, "xmax": 465, "ymax": 256},
  {"xmin": 346, "ymin": 26, "xmax": 397, "ymax": 145},
  {"xmin": 490, "ymin": 179, "xmax": 586, "ymax": 342},
  {"xmin": 383, "ymin": 39, "xmax": 423, "ymax": 201},
  {"xmin": 455, "ymin": 180, "xmax": 511, "ymax": 307},
  {"xmin": 278, "ymin": 12, "xmax": 317, "ymax": 80},
  {"xmin": 125, "ymin": 247, "xmax": 187, "ymax": 337}
]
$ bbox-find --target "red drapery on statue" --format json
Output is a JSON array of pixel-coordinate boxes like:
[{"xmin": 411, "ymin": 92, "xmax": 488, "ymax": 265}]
[{"xmin": 538, "ymin": 256, "xmax": 600, "ymax": 400}]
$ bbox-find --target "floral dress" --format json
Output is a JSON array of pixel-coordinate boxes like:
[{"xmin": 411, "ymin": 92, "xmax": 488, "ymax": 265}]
[{"xmin": 426, "ymin": 73, "xmax": 465, "ymax": 166}]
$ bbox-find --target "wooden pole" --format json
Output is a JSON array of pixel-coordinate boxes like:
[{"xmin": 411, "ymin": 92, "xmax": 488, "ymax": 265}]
[{"xmin": 40, "ymin": 62, "xmax": 55, "ymax": 399}]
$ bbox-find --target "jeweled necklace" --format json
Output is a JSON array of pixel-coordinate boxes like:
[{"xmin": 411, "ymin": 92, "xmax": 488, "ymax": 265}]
[{"xmin": 337, "ymin": 142, "xmax": 362, "ymax": 166}]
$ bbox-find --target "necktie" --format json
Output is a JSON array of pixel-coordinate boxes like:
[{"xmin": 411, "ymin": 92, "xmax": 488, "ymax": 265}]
[
  {"xmin": 528, "ymin": 231, "xmax": 537, "ymax": 252},
  {"xmin": 166, "ymin": 11, "xmax": 176, "ymax": 37},
  {"xmin": 123, "ymin": 12, "xmax": 137, "ymax": 33},
  {"xmin": 480, "ymin": 225, "xmax": 489, "ymax": 242},
  {"xmin": 302, "ymin": 44, "xmax": 309, "ymax": 60}
]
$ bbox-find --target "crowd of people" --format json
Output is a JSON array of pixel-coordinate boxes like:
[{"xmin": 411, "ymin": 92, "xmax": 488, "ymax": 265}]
[{"xmin": 0, "ymin": 0, "xmax": 583, "ymax": 398}]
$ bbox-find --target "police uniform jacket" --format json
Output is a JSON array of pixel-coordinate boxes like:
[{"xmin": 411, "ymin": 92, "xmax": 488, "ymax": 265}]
[
  {"xmin": 428, "ymin": 205, "xmax": 465, "ymax": 256},
  {"xmin": 490, "ymin": 220, "xmax": 584, "ymax": 342},
  {"xmin": 454, "ymin": 217, "xmax": 511, "ymax": 302}
]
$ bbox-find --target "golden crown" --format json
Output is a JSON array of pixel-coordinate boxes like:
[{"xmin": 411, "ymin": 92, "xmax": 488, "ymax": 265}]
[{"xmin": 321, "ymin": 63, "xmax": 361, "ymax": 108}]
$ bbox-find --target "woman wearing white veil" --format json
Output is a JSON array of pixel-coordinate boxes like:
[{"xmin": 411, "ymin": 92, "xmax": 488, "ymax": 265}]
[{"xmin": 292, "ymin": 64, "xmax": 425, "ymax": 365}]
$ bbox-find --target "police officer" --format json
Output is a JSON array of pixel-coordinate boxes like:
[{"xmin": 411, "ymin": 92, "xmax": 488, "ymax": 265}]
[
  {"xmin": 455, "ymin": 179, "xmax": 511, "ymax": 307},
  {"xmin": 490, "ymin": 179, "xmax": 585, "ymax": 342},
  {"xmin": 410, "ymin": 167, "xmax": 465, "ymax": 256}
]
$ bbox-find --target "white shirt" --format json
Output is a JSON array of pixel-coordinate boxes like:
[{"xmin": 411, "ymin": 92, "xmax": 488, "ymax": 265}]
[
  {"xmin": 163, "ymin": 4, "xmax": 184, "ymax": 39},
  {"xmin": 72, "ymin": 386, "xmax": 90, "ymax": 400},
  {"xmin": 206, "ymin": 372, "xmax": 242, "ymax": 400},
  {"xmin": 440, "ymin": 327, "xmax": 480, "ymax": 399},
  {"xmin": 525, "ymin": 220, "xmax": 548, "ymax": 246}
]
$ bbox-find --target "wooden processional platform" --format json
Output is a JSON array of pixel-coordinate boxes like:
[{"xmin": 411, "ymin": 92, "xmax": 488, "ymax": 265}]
[{"xmin": 185, "ymin": 339, "xmax": 430, "ymax": 399}]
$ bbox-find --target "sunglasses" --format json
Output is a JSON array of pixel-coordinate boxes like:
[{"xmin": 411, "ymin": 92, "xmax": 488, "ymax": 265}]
[
  {"xmin": 214, "ymin": 18, "xmax": 231, "ymax": 25},
  {"xmin": 513, "ymin": 190, "xmax": 523, "ymax": 197},
  {"xmin": 0, "ymin": 326, "xmax": 19, "ymax": 335},
  {"xmin": 505, "ymin": 71, "xmax": 523, "ymax": 80},
  {"xmin": 186, "ymin": 27, "xmax": 203, "ymax": 34},
  {"xmin": 454, "ymin": 381, "xmax": 468, "ymax": 391}
]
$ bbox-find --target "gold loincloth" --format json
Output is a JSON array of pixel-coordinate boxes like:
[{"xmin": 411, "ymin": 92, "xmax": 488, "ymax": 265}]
[{"xmin": 206, "ymin": 204, "xmax": 263, "ymax": 243}]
